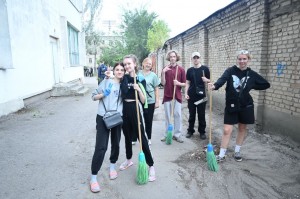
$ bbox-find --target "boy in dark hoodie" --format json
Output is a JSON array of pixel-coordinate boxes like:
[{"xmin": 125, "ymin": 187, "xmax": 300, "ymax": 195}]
[{"xmin": 207, "ymin": 50, "xmax": 270, "ymax": 162}]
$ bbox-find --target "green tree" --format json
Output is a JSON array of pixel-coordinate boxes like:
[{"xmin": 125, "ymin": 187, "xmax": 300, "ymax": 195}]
[
  {"xmin": 147, "ymin": 20, "xmax": 170, "ymax": 52},
  {"xmin": 85, "ymin": 30, "xmax": 103, "ymax": 71},
  {"xmin": 100, "ymin": 39, "xmax": 127, "ymax": 66},
  {"xmin": 83, "ymin": 0, "xmax": 104, "ymax": 72},
  {"xmin": 82, "ymin": 0, "xmax": 103, "ymax": 33},
  {"xmin": 121, "ymin": 8, "xmax": 157, "ymax": 64}
]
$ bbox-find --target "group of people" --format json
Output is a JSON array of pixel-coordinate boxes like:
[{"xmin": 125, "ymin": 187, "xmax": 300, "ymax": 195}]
[
  {"xmin": 89, "ymin": 50, "xmax": 270, "ymax": 193},
  {"xmin": 90, "ymin": 55, "xmax": 159, "ymax": 193}
]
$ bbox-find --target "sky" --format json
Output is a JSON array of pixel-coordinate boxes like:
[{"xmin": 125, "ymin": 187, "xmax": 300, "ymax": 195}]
[{"xmin": 96, "ymin": 0, "xmax": 236, "ymax": 38}]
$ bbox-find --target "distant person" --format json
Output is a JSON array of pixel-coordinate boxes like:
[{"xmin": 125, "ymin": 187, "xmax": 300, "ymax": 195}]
[
  {"xmin": 84, "ymin": 66, "xmax": 89, "ymax": 77},
  {"xmin": 97, "ymin": 63, "xmax": 108, "ymax": 85},
  {"xmin": 138, "ymin": 57, "xmax": 160, "ymax": 145},
  {"xmin": 185, "ymin": 52, "xmax": 210, "ymax": 140},
  {"xmin": 90, "ymin": 62, "xmax": 125, "ymax": 193},
  {"xmin": 208, "ymin": 50, "xmax": 270, "ymax": 162},
  {"xmin": 89, "ymin": 67, "xmax": 94, "ymax": 77},
  {"xmin": 160, "ymin": 50, "xmax": 186, "ymax": 143}
]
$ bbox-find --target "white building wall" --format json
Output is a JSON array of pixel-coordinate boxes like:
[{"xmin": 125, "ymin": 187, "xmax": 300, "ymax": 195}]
[{"xmin": 0, "ymin": 0, "xmax": 85, "ymax": 116}]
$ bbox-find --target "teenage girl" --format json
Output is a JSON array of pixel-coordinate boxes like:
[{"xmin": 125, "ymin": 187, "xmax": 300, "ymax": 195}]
[
  {"xmin": 90, "ymin": 63, "xmax": 125, "ymax": 193},
  {"xmin": 119, "ymin": 54, "xmax": 156, "ymax": 182},
  {"xmin": 208, "ymin": 50, "xmax": 270, "ymax": 162}
]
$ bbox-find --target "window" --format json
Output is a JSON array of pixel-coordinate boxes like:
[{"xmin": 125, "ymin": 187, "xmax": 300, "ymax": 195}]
[
  {"xmin": 89, "ymin": 58, "xmax": 92, "ymax": 63},
  {"xmin": 68, "ymin": 24, "xmax": 79, "ymax": 65}
]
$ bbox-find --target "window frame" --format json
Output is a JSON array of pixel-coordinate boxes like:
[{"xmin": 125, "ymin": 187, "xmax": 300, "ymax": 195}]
[{"xmin": 67, "ymin": 23, "xmax": 79, "ymax": 66}]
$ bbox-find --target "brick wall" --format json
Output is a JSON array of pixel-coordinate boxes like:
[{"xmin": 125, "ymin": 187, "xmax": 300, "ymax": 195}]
[{"xmin": 156, "ymin": 0, "xmax": 300, "ymax": 142}]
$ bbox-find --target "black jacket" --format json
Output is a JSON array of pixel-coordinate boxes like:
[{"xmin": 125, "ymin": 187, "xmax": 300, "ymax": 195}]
[{"xmin": 214, "ymin": 65, "xmax": 270, "ymax": 108}]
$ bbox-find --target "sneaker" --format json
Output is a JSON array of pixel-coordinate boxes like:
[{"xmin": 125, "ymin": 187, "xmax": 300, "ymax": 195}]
[
  {"xmin": 200, "ymin": 134, "xmax": 207, "ymax": 140},
  {"xmin": 174, "ymin": 136, "xmax": 184, "ymax": 143},
  {"xmin": 119, "ymin": 160, "xmax": 133, "ymax": 171},
  {"xmin": 132, "ymin": 141, "xmax": 136, "ymax": 145},
  {"xmin": 216, "ymin": 155, "xmax": 225, "ymax": 162},
  {"xmin": 185, "ymin": 132, "xmax": 193, "ymax": 138},
  {"xmin": 109, "ymin": 170, "xmax": 118, "ymax": 180},
  {"xmin": 160, "ymin": 137, "xmax": 166, "ymax": 142},
  {"xmin": 234, "ymin": 152, "xmax": 243, "ymax": 162},
  {"xmin": 148, "ymin": 139, "xmax": 151, "ymax": 145},
  {"xmin": 90, "ymin": 181, "xmax": 100, "ymax": 193},
  {"xmin": 148, "ymin": 166, "xmax": 156, "ymax": 182}
]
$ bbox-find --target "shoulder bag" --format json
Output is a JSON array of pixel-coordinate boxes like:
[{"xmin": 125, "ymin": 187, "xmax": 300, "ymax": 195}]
[{"xmin": 102, "ymin": 88, "xmax": 123, "ymax": 129}]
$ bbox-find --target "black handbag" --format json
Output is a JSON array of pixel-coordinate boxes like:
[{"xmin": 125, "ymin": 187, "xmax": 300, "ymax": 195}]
[{"xmin": 101, "ymin": 88, "xmax": 123, "ymax": 129}]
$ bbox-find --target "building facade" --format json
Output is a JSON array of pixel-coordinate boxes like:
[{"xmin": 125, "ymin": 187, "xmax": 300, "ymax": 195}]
[
  {"xmin": 156, "ymin": 0, "xmax": 300, "ymax": 142},
  {"xmin": 0, "ymin": 0, "xmax": 86, "ymax": 116}
]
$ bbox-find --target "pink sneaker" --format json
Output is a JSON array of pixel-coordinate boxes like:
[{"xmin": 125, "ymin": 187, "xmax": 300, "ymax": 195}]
[
  {"xmin": 119, "ymin": 160, "xmax": 133, "ymax": 171},
  {"xmin": 109, "ymin": 170, "xmax": 118, "ymax": 180},
  {"xmin": 90, "ymin": 181, "xmax": 100, "ymax": 193},
  {"xmin": 148, "ymin": 166, "xmax": 156, "ymax": 182}
]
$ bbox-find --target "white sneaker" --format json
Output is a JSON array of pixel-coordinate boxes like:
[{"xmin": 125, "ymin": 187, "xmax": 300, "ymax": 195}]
[
  {"xmin": 119, "ymin": 160, "xmax": 133, "ymax": 171},
  {"xmin": 148, "ymin": 139, "xmax": 151, "ymax": 145},
  {"xmin": 148, "ymin": 166, "xmax": 156, "ymax": 182}
]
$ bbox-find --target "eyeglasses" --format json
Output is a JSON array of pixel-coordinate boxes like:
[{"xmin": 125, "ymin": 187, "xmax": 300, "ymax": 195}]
[{"xmin": 193, "ymin": 56, "xmax": 200, "ymax": 59}]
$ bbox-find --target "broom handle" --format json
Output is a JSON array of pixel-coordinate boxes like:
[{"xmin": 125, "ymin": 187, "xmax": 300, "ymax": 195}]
[
  {"xmin": 209, "ymin": 72, "xmax": 212, "ymax": 144},
  {"xmin": 171, "ymin": 66, "xmax": 179, "ymax": 119},
  {"xmin": 134, "ymin": 72, "xmax": 143, "ymax": 151}
]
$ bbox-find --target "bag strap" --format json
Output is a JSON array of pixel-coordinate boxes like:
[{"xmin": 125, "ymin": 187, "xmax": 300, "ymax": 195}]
[
  {"xmin": 239, "ymin": 71, "xmax": 249, "ymax": 98},
  {"xmin": 101, "ymin": 81, "xmax": 121, "ymax": 112},
  {"xmin": 192, "ymin": 66, "xmax": 204, "ymax": 88},
  {"xmin": 192, "ymin": 68, "xmax": 198, "ymax": 88}
]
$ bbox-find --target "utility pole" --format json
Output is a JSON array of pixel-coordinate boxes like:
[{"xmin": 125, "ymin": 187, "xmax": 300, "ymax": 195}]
[{"xmin": 102, "ymin": 20, "xmax": 116, "ymax": 34}]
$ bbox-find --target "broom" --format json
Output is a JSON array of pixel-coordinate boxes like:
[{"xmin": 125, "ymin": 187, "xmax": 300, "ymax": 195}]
[
  {"xmin": 206, "ymin": 73, "xmax": 219, "ymax": 172},
  {"xmin": 134, "ymin": 72, "xmax": 149, "ymax": 184},
  {"xmin": 166, "ymin": 65, "xmax": 179, "ymax": 145}
]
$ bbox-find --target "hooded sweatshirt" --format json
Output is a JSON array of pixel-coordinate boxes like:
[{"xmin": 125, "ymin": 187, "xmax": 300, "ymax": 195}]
[{"xmin": 214, "ymin": 65, "xmax": 270, "ymax": 108}]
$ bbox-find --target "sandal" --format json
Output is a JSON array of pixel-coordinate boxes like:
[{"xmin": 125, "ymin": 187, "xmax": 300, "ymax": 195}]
[
  {"xmin": 90, "ymin": 181, "xmax": 100, "ymax": 193},
  {"xmin": 119, "ymin": 160, "xmax": 133, "ymax": 171},
  {"xmin": 109, "ymin": 170, "xmax": 118, "ymax": 180}
]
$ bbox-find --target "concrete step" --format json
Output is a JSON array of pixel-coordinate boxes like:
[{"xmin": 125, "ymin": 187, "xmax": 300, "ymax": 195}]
[
  {"xmin": 71, "ymin": 85, "xmax": 84, "ymax": 93},
  {"xmin": 51, "ymin": 79, "xmax": 89, "ymax": 97},
  {"xmin": 75, "ymin": 87, "xmax": 90, "ymax": 96}
]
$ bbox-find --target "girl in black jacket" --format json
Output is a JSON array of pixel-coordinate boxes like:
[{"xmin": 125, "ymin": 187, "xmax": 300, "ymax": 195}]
[{"xmin": 207, "ymin": 50, "xmax": 270, "ymax": 162}]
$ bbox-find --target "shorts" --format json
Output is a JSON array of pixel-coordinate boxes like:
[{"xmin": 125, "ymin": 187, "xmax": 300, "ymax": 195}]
[{"xmin": 224, "ymin": 105, "xmax": 255, "ymax": 125}]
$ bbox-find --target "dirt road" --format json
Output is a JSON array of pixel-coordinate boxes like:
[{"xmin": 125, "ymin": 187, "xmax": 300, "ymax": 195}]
[{"xmin": 0, "ymin": 77, "xmax": 299, "ymax": 199}]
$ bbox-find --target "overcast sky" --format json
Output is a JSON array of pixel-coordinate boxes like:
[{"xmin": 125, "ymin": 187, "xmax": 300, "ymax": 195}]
[{"xmin": 96, "ymin": 0, "xmax": 236, "ymax": 38}]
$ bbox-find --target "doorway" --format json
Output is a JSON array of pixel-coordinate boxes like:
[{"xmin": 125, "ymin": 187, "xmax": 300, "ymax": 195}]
[{"xmin": 50, "ymin": 37, "xmax": 59, "ymax": 84}]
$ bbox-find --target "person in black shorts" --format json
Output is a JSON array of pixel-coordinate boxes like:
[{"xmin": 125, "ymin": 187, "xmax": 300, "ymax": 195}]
[{"xmin": 207, "ymin": 50, "xmax": 270, "ymax": 162}]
